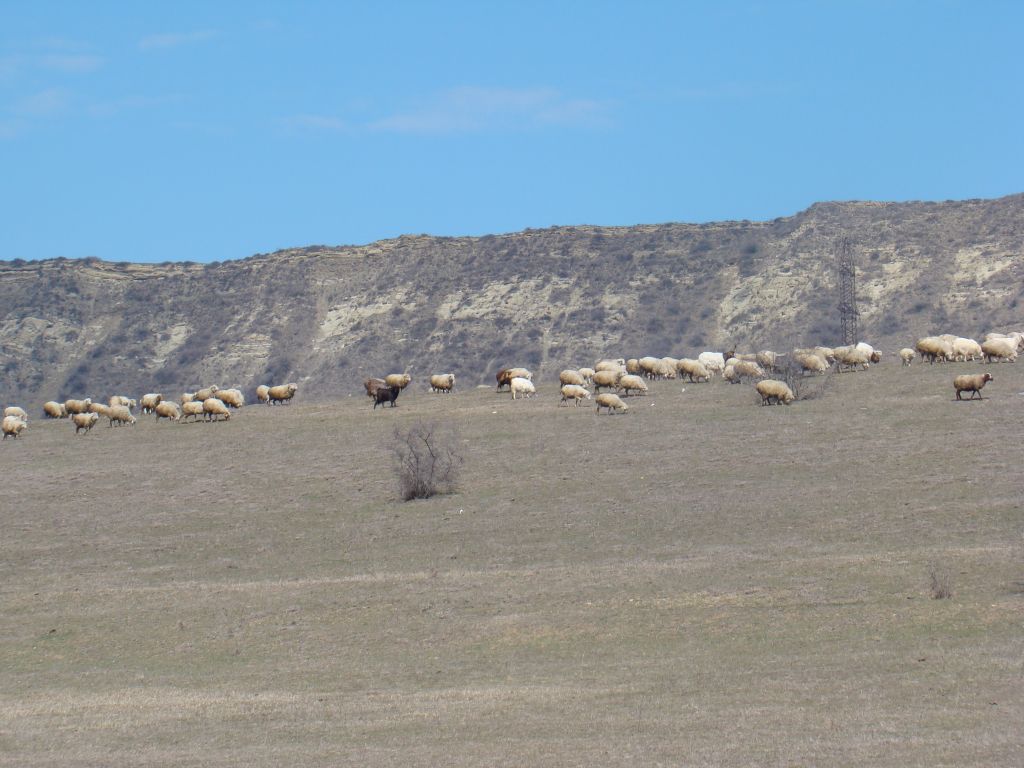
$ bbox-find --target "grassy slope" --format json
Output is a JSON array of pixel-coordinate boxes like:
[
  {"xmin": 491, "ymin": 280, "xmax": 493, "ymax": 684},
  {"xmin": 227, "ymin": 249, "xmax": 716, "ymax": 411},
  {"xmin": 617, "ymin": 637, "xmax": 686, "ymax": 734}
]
[{"xmin": 1, "ymin": 361, "xmax": 1022, "ymax": 766}]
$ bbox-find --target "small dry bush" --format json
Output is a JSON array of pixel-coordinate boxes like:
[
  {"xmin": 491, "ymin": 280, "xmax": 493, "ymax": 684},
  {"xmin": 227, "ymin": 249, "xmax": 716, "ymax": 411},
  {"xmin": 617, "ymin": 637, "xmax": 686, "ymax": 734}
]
[
  {"xmin": 392, "ymin": 420, "xmax": 463, "ymax": 501},
  {"xmin": 929, "ymin": 565, "xmax": 954, "ymax": 600},
  {"xmin": 773, "ymin": 357, "xmax": 836, "ymax": 402}
]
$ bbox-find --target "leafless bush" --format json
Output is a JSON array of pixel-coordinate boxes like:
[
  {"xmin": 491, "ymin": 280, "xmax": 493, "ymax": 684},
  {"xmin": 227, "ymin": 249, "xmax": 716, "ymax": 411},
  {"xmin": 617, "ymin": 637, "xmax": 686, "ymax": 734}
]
[
  {"xmin": 929, "ymin": 565, "xmax": 954, "ymax": 600},
  {"xmin": 772, "ymin": 356, "xmax": 836, "ymax": 402},
  {"xmin": 392, "ymin": 420, "xmax": 463, "ymax": 501}
]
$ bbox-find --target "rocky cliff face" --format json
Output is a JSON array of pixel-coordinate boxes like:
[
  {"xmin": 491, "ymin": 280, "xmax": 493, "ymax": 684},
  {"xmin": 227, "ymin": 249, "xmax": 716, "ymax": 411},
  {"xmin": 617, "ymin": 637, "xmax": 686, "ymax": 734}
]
[{"xmin": 2, "ymin": 195, "xmax": 1022, "ymax": 404}]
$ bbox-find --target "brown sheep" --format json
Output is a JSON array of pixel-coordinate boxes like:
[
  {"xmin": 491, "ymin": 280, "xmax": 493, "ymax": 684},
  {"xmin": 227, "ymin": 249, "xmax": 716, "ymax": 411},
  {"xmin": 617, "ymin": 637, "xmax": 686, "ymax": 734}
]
[
  {"xmin": 193, "ymin": 385, "xmax": 220, "ymax": 402},
  {"xmin": 954, "ymin": 373, "xmax": 993, "ymax": 400},
  {"xmin": 364, "ymin": 378, "xmax": 388, "ymax": 398},
  {"xmin": 558, "ymin": 369, "xmax": 585, "ymax": 387},
  {"xmin": 372, "ymin": 385, "xmax": 401, "ymax": 409}
]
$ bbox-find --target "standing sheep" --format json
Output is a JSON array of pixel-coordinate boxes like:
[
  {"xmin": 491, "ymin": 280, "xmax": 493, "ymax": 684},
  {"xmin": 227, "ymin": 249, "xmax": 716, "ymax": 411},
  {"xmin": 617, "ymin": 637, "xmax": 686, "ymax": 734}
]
[
  {"xmin": 954, "ymin": 373, "xmax": 993, "ymax": 400},
  {"xmin": 591, "ymin": 369, "xmax": 623, "ymax": 392},
  {"xmin": 107, "ymin": 405, "xmax": 136, "ymax": 427},
  {"xmin": 372, "ymin": 385, "xmax": 401, "ymax": 409},
  {"xmin": 577, "ymin": 367, "xmax": 596, "ymax": 384},
  {"xmin": 385, "ymin": 373, "xmax": 412, "ymax": 391},
  {"xmin": 617, "ymin": 374, "xmax": 649, "ymax": 396},
  {"xmin": 215, "ymin": 388, "xmax": 245, "ymax": 408},
  {"xmin": 256, "ymin": 385, "xmax": 270, "ymax": 404},
  {"xmin": 88, "ymin": 402, "xmax": 110, "ymax": 418},
  {"xmin": 429, "ymin": 374, "xmax": 456, "ymax": 393},
  {"xmin": 140, "ymin": 393, "xmax": 163, "ymax": 414},
  {"xmin": 193, "ymin": 385, "xmax": 220, "ymax": 402},
  {"xmin": 2, "ymin": 415, "xmax": 27, "ymax": 439},
  {"xmin": 676, "ymin": 359, "xmax": 710, "ymax": 383},
  {"xmin": 755, "ymin": 379, "xmax": 795, "ymax": 406},
  {"xmin": 43, "ymin": 401, "xmax": 67, "ymax": 419},
  {"xmin": 899, "ymin": 348, "xmax": 916, "ymax": 366},
  {"xmin": 108, "ymin": 395, "xmax": 136, "ymax": 411},
  {"xmin": 72, "ymin": 412, "xmax": 99, "ymax": 434},
  {"xmin": 510, "ymin": 377, "xmax": 536, "ymax": 400},
  {"xmin": 595, "ymin": 392, "xmax": 628, "ymax": 414},
  {"xmin": 559, "ymin": 370, "xmax": 585, "ymax": 387},
  {"xmin": 4, "ymin": 406, "xmax": 28, "ymax": 422},
  {"xmin": 697, "ymin": 352, "xmax": 726, "ymax": 376},
  {"xmin": 559, "ymin": 384, "xmax": 591, "ymax": 406},
  {"xmin": 180, "ymin": 401, "xmax": 205, "ymax": 422},
  {"xmin": 981, "ymin": 338, "xmax": 1017, "ymax": 363},
  {"xmin": 154, "ymin": 401, "xmax": 181, "ymax": 422},
  {"xmin": 268, "ymin": 383, "xmax": 298, "ymax": 404},
  {"xmin": 65, "ymin": 398, "xmax": 92, "ymax": 415},
  {"xmin": 203, "ymin": 397, "xmax": 231, "ymax": 421}
]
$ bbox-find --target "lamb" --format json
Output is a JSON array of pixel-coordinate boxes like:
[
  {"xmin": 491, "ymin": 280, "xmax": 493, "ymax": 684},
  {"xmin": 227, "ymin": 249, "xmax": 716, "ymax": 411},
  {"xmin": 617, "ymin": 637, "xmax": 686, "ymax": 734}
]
[
  {"xmin": 756, "ymin": 379, "xmax": 795, "ymax": 405},
  {"xmin": 595, "ymin": 392, "xmax": 628, "ymax": 414},
  {"xmin": 899, "ymin": 348, "xmax": 916, "ymax": 366},
  {"xmin": 154, "ymin": 401, "xmax": 181, "ymax": 422},
  {"xmin": 697, "ymin": 352, "xmax": 726, "ymax": 376},
  {"xmin": 676, "ymin": 359, "xmax": 710, "ymax": 383},
  {"xmin": 181, "ymin": 400, "xmax": 206, "ymax": 422},
  {"xmin": 88, "ymin": 402, "xmax": 110, "ymax": 417},
  {"xmin": 267, "ymin": 383, "xmax": 298, "ymax": 404},
  {"xmin": 140, "ymin": 393, "xmax": 163, "ymax": 414},
  {"xmin": 510, "ymin": 377, "xmax": 536, "ymax": 399},
  {"xmin": 385, "ymin": 373, "xmax": 412, "ymax": 390},
  {"xmin": 2, "ymin": 415, "xmax": 27, "ymax": 439},
  {"xmin": 981, "ymin": 338, "xmax": 1017, "ymax": 363},
  {"xmin": 108, "ymin": 395, "xmax": 136, "ymax": 411},
  {"xmin": 4, "ymin": 406, "xmax": 28, "ymax": 422},
  {"xmin": 372, "ymin": 385, "xmax": 401, "ymax": 409},
  {"xmin": 215, "ymin": 388, "xmax": 245, "ymax": 408},
  {"xmin": 954, "ymin": 373, "xmax": 993, "ymax": 400},
  {"xmin": 559, "ymin": 384, "xmax": 591, "ymax": 406},
  {"xmin": 256, "ymin": 385, "xmax": 270, "ymax": 404},
  {"xmin": 65, "ymin": 398, "xmax": 92, "ymax": 415},
  {"xmin": 591, "ymin": 369, "xmax": 623, "ymax": 392},
  {"xmin": 203, "ymin": 397, "xmax": 231, "ymax": 421},
  {"xmin": 617, "ymin": 374, "xmax": 649, "ymax": 396},
  {"xmin": 193, "ymin": 385, "xmax": 220, "ymax": 402},
  {"xmin": 72, "ymin": 412, "xmax": 99, "ymax": 434},
  {"xmin": 429, "ymin": 373, "xmax": 456, "ymax": 393},
  {"xmin": 559, "ymin": 370, "xmax": 585, "ymax": 387},
  {"xmin": 107, "ymin": 405, "xmax": 136, "ymax": 427},
  {"xmin": 43, "ymin": 401, "xmax": 67, "ymax": 418}
]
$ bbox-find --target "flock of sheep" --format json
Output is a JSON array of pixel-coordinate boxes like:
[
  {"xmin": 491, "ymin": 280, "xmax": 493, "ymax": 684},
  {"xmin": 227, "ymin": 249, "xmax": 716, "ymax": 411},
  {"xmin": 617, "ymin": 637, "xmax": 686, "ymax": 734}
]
[
  {"xmin": 1, "ymin": 382, "xmax": 298, "ymax": 440},
  {"xmin": 2, "ymin": 330, "xmax": 1020, "ymax": 440}
]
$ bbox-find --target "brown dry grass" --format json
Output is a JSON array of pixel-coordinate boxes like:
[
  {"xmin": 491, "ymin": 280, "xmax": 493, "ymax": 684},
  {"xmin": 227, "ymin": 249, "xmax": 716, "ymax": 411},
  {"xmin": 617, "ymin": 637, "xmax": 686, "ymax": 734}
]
[{"xmin": 2, "ymin": 362, "xmax": 1022, "ymax": 766}]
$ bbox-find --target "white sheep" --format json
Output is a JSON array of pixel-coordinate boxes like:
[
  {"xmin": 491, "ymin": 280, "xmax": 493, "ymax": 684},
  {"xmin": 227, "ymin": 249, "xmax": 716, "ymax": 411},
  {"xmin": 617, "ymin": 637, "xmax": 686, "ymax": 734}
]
[
  {"xmin": 591, "ymin": 369, "xmax": 623, "ymax": 392},
  {"xmin": 140, "ymin": 393, "xmax": 163, "ymax": 414},
  {"xmin": 429, "ymin": 373, "xmax": 456, "ymax": 393},
  {"xmin": 510, "ymin": 377, "xmax": 536, "ymax": 399},
  {"xmin": 108, "ymin": 395, "xmax": 136, "ymax": 411},
  {"xmin": 755, "ymin": 379, "xmax": 795, "ymax": 405},
  {"xmin": 180, "ymin": 392, "xmax": 196, "ymax": 405},
  {"xmin": 954, "ymin": 373, "xmax": 993, "ymax": 400},
  {"xmin": 559, "ymin": 384, "xmax": 591, "ymax": 406},
  {"xmin": 577, "ymin": 367, "xmax": 596, "ymax": 384},
  {"xmin": 981, "ymin": 338, "xmax": 1017, "ymax": 363},
  {"xmin": 4, "ymin": 406, "xmax": 28, "ymax": 422},
  {"xmin": 2, "ymin": 415, "xmax": 27, "ymax": 439},
  {"xmin": 256, "ymin": 385, "xmax": 270, "ymax": 404},
  {"xmin": 898, "ymin": 348, "xmax": 916, "ymax": 366},
  {"xmin": 65, "ymin": 398, "xmax": 92, "ymax": 415},
  {"xmin": 215, "ymin": 388, "xmax": 245, "ymax": 408},
  {"xmin": 950, "ymin": 337, "xmax": 983, "ymax": 362},
  {"xmin": 676, "ymin": 359, "xmax": 710, "ymax": 383},
  {"xmin": 385, "ymin": 373, "xmax": 412, "ymax": 390},
  {"xmin": 88, "ymin": 402, "xmax": 111, "ymax": 417},
  {"xmin": 594, "ymin": 359, "xmax": 625, "ymax": 373},
  {"xmin": 595, "ymin": 392, "xmax": 628, "ymax": 414},
  {"xmin": 916, "ymin": 337, "xmax": 953, "ymax": 364},
  {"xmin": 697, "ymin": 351, "xmax": 726, "ymax": 376},
  {"xmin": 559, "ymin": 370, "xmax": 585, "ymax": 387},
  {"xmin": 193, "ymin": 385, "xmax": 220, "ymax": 402}
]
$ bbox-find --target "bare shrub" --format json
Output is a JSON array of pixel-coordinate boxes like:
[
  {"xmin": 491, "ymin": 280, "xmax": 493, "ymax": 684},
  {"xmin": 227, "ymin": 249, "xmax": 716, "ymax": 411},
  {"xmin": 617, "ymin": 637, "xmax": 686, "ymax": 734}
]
[
  {"xmin": 772, "ymin": 356, "xmax": 836, "ymax": 402},
  {"xmin": 392, "ymin": 420, "xmax": 463, "ymax": 501},
  {"xmin": 929, "ymin": 565, "xmax": 954, "ymax": 600}
]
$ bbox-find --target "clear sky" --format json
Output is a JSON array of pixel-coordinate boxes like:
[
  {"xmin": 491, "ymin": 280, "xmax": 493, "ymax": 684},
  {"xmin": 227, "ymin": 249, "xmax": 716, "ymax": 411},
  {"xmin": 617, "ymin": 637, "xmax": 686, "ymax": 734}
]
[{"xmin": 1, "ymin": 1, "xmax": 1021, "ymax": 263}]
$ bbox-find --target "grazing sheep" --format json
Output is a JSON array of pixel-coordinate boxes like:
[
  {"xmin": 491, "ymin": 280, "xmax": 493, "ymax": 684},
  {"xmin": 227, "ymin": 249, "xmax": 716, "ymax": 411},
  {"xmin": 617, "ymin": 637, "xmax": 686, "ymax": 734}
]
[
  {"xmin": 657, "ymin": 357, "xmax": 679, "ymax": 379},
  {"xmin": 72, "ymin": 412, "xmax": 99, "ymax": 434},
  {"xmin": 734, "ymin": 360, "xmax": 765, "ymax": 380},
  {"xmin": 595, "ymin": 392, "xmax": 628, "ymax": 414},
  {"xmin": 577, "ymin": 367, "xmax": 596, "ymax": 384},
  {"xmin": 385, "ymin": 373, "xmax": 412, "ymax": 390},
  {"xmin": 756, "ymin": 350, "xmax": 782, "ymax": 372},
  {"xmin": 88, "ymin": 402, "xmax": 110, "ymax": 417},
  {"xmin": 916, "ymin": 336, "xmax": 953, "ymax": 364},
  {"xmin": 559, "ymin": 384, "xmax": 591, "ymax": 407},
  {"xmin": 722, "ymin": 363, "xmax": 738, "ymax": 384},
  {"xmin": 2, "ymin": 415, "xmax": 27, "ymax": 439},
  {"xmin": 108, "ymin": 395, "xmax": 136, "ymax": 411},
  {"xmin": 154, "ymin": 401, "xmax": 181, "ymax": 422},
  {"xmin": 267, "ymin": 383, "xmax": 298, "ymax": 404},
  {"xmin": 756, "ymin": 379, "xmax": 795, "ymax": 405},
  {"xmin": 215, "ymin": 388, "xmax": 245, "ymax": 408},
  {"xmin": 4, "ymin": 406, "xmax": 28, "ymax": 422},
  {"xmin": 193, "ymin": 385, "xmax": 220, "ymax": 402},
  {"xmin": 559, "ymin": 370, "xmax": 585, "ymax": 387},
  {"xmin": 429, "ymin": 373, "xmax": 456, "ymax": 393},
  {"xmin": 107, "ymin": 405, "xmax": 136, "ymax": 427},
  {"xmin": 954, "ymin": 373, "xmax": 993, "ymax": 400},
  {"xmin": 495, "ymin": 367, "xmax": 531, "ymax": 391},
  {"xmin": 364, "ymin": 378, "xmax": 388, "ymax": 398},
  {"xmin": 981, "ymin": 338, "xmax": 1017, "ymax": 363},
  {"xmin": 180, "ymin": 401, "xmax": 205, "ymax": 422},
  {"xmin": 510, "ymin": 377, "xmax": 536, "ymax": 400},
  {"xmin": 180, "ymin": 392, "xmax": 196, "ymax": 405},
  {"xmin": 203, "ymin": 397, "xmax": 231, "ymax": 421},
  {"xmin": 697, "ymin": 352, "xmax": 726, "ymax": 376},
  {"xmin": 984, "ymin": 331, "xmax": 1024, "ymax": 351},
  {"xmin": 899, "ymin": 348, "xmax": 916, "ymax": 366},
  {"xmin": 372, "ymin": 385, "xmax": 401, "ymax": 409},
  {"xmin": 950, "ymin": 337, "xmax": 983, "ymax": 362},
  {"xmin": 626, "ymin": 358, "xmax": 641, "ymax": 375},
  {"xmin": 638, "ymin": 357, "xmax": 661, "ymax": 378},
  {"xmin": 65, "ymin": 398, "xmax": 92, "ymax": 415},
  {"xmin": 617, "ymin": 374, "xmax": 649, "ymax": 396},
  {"xmin": 592, "ymin": 369, "xmax": 623, "ymax": 392},
  {"xmin": 43, "ymin": 401, "xmax": 67, "ymax": 419},
  {"xmin": 834, "ymin": 347, "xmax": 871, "ymax": 372},
  {"xmin": 795, "ymin": 351, "xmax": 829, "ymax": 375},
  {"xmin": 676, "ymin": 359, "xmax": 710, "ymax": 383},
  {"xmin": 256, "ymin": 385, "xmax": 270, "ymax": 404},
  {"xmin": 140, "ymin": 393, "xmax": 162, "ymax": 414},
  {"xmin": 595, "ymin": 359, "xmax": 626, "ymax": 373}
]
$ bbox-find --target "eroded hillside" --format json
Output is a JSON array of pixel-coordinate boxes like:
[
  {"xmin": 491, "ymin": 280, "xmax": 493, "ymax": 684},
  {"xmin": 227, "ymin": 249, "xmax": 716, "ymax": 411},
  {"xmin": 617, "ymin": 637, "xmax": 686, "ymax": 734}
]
[{"xmin": 1, "ymin": 195, "xmax": 1022, "ymax": 404}]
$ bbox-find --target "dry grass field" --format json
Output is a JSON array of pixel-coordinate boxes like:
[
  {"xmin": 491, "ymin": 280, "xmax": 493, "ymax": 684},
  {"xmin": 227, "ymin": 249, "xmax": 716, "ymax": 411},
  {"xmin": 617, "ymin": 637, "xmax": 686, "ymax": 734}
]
[{"xmin": 2, "ymin": 360, "xmax": 1022, "ymax": 766}]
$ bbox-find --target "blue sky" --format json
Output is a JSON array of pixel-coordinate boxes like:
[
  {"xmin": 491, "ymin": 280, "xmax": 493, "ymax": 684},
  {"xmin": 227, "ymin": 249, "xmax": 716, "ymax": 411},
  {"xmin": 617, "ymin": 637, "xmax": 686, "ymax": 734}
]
[{"xmin": 1, "ymin": 2, "xmax": 1021, "ymax": 263}]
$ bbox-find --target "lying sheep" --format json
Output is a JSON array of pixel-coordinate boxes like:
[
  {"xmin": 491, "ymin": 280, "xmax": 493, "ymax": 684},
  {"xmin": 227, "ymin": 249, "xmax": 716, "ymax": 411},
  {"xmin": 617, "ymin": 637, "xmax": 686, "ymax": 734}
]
[
  {"xmin": 65, "ymin": 398, "xmax": 92, "ymax": 415},
  {"xmin": 595, "ymin": 392, "xmax": 628, "ymax": 414},
  {"xmin": 72, "ymin": 412, "xmax": 99, "ymax": 434},
  {"xmin": 203, "ymin": 397, "xmax": 231, "ymax": 421},
  {"xmin": 140, "ymin": 393, "xmax": 162, "ymax": 414},
  {"xmin": 154, "ymin": 401, "xmax": 181, "ymax": 422},
  {"xmin": 429, "ymin": 373, "xmax": 456, "ymax": 393},
  {"xmin": 981, "ymin": 338, "xmax": 1017, "ymax": 363},
  {"xmin": 591, "ymin": 369, "xmax": 623, "ymax": 392},
  {"xmin": 2, "ymin": 415, "xmax": 27, "ymax": 439},
  {"xmin": 215, "ymin": 388, "xmax": 245, "ymax": 408},
  {"xmin": 107, "ymin": 405, "xmax": 136, "ymax": 427},
  {"xmin": 180, "ymin": 401, "xmax": 205, "ymax": 422},
  {"xmin": 43, "ymin": 401, "xmax": 67, "ymax": 418},
  {"xmin": 756, "ymin": 379, "xmax": 795, "ymax": 405},
  {"xmin": 268, "ymin": 383, "xmax": 298, "ymax": 404},
  {"xmin": 4, "ymin": 406, "xmax": 28, "ymax": 422},
  {"xmin": 385, "ymin": 373, "xmax": 412, "ymax": 390},
  {"xmin": 256, "ymin": 385, "xmax": 270, "ymax": 404},
  {"xmin": 676, "ymin": 358, "xmax": 710, "ymax": 383},
  {"xmin": 372, "ymin": 385, "xmax": 401, "ymax": 409},
  {"xmin": 617, "ymin": 374, "xmax": 649, "ymax": 396},
  {"xmin": 559, "ymin": 384, "xmax": 591, "ymax": 407},
  {"xmin": 899, "ymin": 348, "xmax": 916, "ymax": 366},
  {"xmin": 954, "ymin": 373, "xmax": 993, "ymax": 400},
  {"xmin": 510, "ymin": 377, "xmax": 536, "ymax": 399},
  {"xmin": 193, "ymin": 385, "xmax": 219, "ymax": 402},
  {"xmin": 559, "ymin": 369, "xmax": 585, "ymax": 387}
]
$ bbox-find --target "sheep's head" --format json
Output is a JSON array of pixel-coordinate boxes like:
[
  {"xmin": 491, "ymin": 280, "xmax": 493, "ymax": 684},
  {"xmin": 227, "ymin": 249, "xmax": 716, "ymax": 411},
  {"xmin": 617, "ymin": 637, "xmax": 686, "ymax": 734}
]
[{"xmin": 983, "ymin": 373, "xmax": 993, "ymax": 384}]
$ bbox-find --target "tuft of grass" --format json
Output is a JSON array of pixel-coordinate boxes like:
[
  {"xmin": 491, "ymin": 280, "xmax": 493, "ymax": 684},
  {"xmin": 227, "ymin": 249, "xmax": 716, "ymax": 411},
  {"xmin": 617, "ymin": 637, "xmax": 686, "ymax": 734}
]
[{"xmin": 929, "ymin": 565, "xmax": 954, "ymax": 599}]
